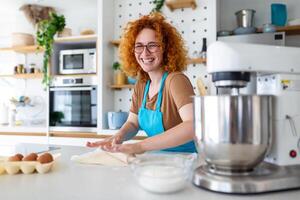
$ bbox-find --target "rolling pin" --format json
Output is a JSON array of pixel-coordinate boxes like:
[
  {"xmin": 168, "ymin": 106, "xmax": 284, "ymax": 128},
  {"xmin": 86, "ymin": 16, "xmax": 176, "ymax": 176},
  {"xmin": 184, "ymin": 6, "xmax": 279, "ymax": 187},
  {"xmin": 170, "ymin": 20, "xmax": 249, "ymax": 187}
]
[{"xmin": 196, "ymin": 77, "xmax": 207, "ymax": 96}]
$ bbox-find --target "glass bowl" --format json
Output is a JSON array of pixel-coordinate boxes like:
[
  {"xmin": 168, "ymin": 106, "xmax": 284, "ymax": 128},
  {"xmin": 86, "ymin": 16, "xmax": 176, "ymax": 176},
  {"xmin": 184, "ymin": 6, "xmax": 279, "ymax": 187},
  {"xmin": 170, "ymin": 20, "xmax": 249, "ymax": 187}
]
[{"xmin": 130, "ymin": 153, "xmax": 196, "ymax": 194}]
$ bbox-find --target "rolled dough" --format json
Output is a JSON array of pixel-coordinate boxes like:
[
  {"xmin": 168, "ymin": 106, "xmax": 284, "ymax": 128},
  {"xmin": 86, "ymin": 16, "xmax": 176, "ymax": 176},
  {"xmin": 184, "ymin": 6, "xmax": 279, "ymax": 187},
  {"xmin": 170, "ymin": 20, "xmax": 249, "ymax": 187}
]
[{"xmin": 71, "ymin": 150, "xmax": 132, "ymax": 167}]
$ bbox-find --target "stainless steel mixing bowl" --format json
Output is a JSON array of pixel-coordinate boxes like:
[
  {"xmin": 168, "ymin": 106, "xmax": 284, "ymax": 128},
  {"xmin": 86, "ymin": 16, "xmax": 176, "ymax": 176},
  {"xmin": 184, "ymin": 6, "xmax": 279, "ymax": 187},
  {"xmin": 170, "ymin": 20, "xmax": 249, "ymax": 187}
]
[{"xmin": 194, "ymin": 95, "xmax": 272, "ymax": 172}]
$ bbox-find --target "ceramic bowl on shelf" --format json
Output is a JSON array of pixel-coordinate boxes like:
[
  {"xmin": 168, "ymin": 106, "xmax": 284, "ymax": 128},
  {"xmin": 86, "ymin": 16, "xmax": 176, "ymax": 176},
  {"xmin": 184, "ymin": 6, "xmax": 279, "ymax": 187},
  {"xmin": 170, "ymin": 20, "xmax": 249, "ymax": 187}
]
[
  {"xmin": 217, "ymin": 30, "xmax": 233, "ymax": 37},
  {"xmin": 233, "ymin": 27, "xmax": 257, "ymax": 35},
  {"xmin": 11, "ymin": 33, "xmax": 34, "ymax": 47}
]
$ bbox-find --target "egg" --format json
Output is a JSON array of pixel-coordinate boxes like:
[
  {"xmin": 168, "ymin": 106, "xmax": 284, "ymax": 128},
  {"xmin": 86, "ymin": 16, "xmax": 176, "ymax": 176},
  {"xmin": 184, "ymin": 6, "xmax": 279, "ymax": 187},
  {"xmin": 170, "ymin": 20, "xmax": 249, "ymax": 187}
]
[
  {"xmin": 23, "ymin": 153, "xmax": 38, "ymax": 161},
  {"xmin": 8, "ymin": 153, "xmax": 24, "ymax": 161},
  {"xmin": 15, "ymin": 153, "xmax": 24, "ymax": 160},
  {"xmin": 37, "ymin": 153, "xmax": 53, "ymax": 164}
]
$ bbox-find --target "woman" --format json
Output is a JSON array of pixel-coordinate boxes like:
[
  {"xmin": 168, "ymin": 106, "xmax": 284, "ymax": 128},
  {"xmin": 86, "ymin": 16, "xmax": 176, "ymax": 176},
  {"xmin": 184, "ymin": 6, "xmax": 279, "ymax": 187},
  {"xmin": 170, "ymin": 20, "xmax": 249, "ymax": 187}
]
[{"xmin": 87, "ymin": 12, "xmax": 196, "ymax": 154}]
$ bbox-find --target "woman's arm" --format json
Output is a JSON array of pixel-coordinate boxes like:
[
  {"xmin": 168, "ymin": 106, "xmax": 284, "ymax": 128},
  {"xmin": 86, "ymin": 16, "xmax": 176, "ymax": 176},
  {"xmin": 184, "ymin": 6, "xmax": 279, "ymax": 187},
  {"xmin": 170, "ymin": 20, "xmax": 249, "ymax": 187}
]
[
  {"xmin": 86, "ymin": 112, "xmax": 139, "ymax": 148},
  {"xmin": 118, "ymin": 112, "xmax": 140, "ymax": 141},
  {"xmin": 115, "ymin": 103, "xmax": 194, "ymax": 154}
]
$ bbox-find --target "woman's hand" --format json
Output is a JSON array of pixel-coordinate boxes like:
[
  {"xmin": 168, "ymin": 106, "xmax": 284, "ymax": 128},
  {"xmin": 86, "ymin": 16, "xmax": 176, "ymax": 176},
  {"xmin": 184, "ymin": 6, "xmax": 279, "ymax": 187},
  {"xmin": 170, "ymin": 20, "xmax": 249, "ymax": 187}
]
[
  {"xmin": 86, "ymin": 134, "xmax": 124, "ymax": 151},
  {"xmin": 113, "ymin": 142, "xmax": 145, "ymax": 154}
]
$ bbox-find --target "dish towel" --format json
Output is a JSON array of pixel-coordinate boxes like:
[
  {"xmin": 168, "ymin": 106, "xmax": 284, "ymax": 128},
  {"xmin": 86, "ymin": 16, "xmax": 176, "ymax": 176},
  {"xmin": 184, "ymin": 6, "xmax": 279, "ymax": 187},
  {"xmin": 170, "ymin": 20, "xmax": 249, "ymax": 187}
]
[{"xmin": 71, "ymin": 149, "xmax": 134, "ymax": 167}]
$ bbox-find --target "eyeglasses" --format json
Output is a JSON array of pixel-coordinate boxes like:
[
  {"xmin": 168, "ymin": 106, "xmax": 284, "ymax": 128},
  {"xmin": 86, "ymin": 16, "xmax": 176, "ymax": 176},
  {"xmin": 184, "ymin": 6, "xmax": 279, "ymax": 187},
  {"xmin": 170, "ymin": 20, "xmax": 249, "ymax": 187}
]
[{"xmin": 134, "ymin": 42, "xmax": 161, "ymax": 54}]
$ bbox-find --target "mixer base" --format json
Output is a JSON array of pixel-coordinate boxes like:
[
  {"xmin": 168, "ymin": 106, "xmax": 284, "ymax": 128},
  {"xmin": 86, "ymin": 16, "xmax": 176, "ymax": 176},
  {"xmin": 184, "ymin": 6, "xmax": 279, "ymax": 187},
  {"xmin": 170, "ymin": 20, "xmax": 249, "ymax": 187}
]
[{"xmin": 193, "ymin": 162, "xmax": 300, "ymax": 194}]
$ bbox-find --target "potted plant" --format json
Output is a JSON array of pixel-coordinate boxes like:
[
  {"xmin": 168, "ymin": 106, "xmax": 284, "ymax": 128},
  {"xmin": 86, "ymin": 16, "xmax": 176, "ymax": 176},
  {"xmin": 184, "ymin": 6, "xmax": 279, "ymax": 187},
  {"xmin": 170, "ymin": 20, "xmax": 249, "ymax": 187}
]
[
  {"xmin": 36, "ymin": 12, "xmax": 65, "ymax": 87},
  {"xmin": 152, "ymin": 0, "xmax": 165, "ymax": 13},
  {"xmin": 113, "ymin": 61, "xmax": 127, "ymax": 85}
]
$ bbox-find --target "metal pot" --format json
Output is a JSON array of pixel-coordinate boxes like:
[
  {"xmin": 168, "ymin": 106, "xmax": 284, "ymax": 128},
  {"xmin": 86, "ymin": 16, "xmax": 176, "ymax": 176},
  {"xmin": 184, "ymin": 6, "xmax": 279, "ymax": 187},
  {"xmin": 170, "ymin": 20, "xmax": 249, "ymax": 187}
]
[
  {"xmin": 235, "ymin": 9, "xmax": 256, "ymax": 28},
  {"xmin": 194, "ymin": 95, "xmax": 272, "ymax": 172}
]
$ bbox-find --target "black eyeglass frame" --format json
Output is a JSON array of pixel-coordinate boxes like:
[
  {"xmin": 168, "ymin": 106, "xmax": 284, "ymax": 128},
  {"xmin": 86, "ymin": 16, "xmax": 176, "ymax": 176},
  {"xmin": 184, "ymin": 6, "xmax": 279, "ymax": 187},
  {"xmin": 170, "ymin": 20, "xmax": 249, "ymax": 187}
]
[{"xmin": 133, "ymin": 42, "xmax": 161, "ymax": 54}]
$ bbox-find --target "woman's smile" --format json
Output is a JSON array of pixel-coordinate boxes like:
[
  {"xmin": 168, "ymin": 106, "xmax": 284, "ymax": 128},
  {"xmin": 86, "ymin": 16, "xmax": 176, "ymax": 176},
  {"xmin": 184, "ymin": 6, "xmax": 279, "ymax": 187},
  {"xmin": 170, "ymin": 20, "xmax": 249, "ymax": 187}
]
[{"xmin": 135, "ymin": 28, "xmax": 163, "ymax": 72}]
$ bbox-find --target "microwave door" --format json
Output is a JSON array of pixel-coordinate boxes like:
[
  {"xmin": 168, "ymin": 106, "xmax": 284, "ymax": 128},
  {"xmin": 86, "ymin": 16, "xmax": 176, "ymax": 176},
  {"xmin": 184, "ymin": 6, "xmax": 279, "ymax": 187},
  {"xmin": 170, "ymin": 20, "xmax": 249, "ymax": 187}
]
[
  {"xmin": 63, "ymin": 54, "xmax": 84, "ymax": 74},
  {"xmin": 50, "ymin": 87, "xmax": 97, "ymax": 127}
]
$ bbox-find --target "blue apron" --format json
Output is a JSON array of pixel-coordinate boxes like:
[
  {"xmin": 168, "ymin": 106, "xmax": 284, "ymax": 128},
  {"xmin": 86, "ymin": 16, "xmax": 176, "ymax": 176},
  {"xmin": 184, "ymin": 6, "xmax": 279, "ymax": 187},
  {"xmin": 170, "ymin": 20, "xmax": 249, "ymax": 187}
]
[{"xmin": 138, "ymin": 72, "xmax": 196, "ymax": 153}]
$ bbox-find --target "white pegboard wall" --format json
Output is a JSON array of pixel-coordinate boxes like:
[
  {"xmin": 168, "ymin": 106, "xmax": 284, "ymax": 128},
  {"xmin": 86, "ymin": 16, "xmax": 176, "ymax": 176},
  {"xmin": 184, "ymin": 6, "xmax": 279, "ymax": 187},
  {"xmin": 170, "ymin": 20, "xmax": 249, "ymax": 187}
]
[{"xmin": 113, "ymin": 0, "xmax": 216, "ymax": 112}]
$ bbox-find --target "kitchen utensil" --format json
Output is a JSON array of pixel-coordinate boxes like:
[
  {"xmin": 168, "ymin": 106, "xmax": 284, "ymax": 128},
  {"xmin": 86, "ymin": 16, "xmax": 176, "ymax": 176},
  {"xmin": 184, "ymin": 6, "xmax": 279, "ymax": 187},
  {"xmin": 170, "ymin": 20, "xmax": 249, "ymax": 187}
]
[
  {"xmin": 130, "ymin": 153, "xmax": 196, "ymax": 193},
  {"xmin": 0, "ymin": 103, "xmax": 9, "ymax": 125},
  {"xmin": 271, "ymin": 3, "xmax": 287, "ymax": 26},
  {"xmin": 107, "ymin": 111, "xmax": 128, "ymax": 129},
  {"xmin": 193, "ymin": 95, "xmax": 272, "ymax": 172},
  {"xmin": 196, "ymin": 78, "xmax": 206, "ymax": 96},
  {"xmin": 235, "ymin": 9, "xmax": 256, "ymax": 28}
]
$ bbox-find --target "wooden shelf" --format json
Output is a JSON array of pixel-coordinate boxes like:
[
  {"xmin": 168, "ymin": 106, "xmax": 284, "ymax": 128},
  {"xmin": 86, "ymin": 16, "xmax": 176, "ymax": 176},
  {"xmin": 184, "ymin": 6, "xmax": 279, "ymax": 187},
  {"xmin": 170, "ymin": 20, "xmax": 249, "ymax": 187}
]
[
  {"xmin": 110, "ymin": 84, "xmax": 135, "ymax": 89},
  {"xmin": 55, "ymin": 34, "xmax": 97, "ymax": 43},
  {"xmin": 165, "ymin": 0, "xmax": 197, "ymax": 11},
  {"xmin": 0, "ymin": 73, "xmax": 43, "ymax": 79},
  {"xmin": 110, "ymin": 40, "xmax": 120, "ymax": 46},
  {"xmin": 187, "ymin": 57, "xmax": 206, "ymax": 64},
  {"xmin": 0, "ymin": 45, "xmax": 43, "ymax": 53},
  {"xmin": 257, "ymin": 25, "xmax": 300, "ymax": 36}
]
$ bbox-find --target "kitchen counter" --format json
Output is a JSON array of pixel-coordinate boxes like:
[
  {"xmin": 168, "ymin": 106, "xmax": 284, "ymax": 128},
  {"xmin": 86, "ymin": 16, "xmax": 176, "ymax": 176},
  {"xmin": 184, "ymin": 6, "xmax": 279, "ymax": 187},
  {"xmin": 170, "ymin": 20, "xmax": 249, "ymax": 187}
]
[
  {"xmin": 0, "ymin": 125, "xmax": 47, "ymax": 133},
  {"xmin": 1, "ymin": 145, "xmax": 300, "ymax": 200}
]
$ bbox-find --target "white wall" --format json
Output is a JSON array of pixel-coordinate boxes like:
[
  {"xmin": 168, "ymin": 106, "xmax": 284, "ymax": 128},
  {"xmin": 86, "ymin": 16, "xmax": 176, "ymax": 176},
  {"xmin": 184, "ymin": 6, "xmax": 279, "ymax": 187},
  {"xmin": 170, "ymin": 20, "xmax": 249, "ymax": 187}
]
[{"xmin": 0, "ymin": 0, "xmax": 97, "ymax": 126}]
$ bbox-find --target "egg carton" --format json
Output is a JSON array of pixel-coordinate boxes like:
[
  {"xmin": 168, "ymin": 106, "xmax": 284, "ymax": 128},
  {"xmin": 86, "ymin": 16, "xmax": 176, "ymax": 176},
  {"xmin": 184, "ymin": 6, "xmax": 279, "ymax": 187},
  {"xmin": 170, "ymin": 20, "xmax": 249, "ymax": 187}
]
[{"xmin": 0, "ymin": 153, "xmax": 60, "ymax": 175}]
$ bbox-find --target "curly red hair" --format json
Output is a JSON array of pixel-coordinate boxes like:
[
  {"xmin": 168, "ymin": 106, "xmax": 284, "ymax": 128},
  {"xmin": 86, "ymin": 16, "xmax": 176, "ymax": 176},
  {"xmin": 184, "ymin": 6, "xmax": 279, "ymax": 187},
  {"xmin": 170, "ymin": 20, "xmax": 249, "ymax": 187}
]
[{"xmin": 119, "ymin": 12, "xmax": 188, "ymax": 81}]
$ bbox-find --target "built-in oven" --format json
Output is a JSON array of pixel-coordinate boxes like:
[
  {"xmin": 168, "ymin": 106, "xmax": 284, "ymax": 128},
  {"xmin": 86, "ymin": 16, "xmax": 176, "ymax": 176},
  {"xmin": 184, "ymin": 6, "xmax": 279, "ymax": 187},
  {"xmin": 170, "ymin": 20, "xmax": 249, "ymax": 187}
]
[{"xmin": 49, "ymin": 76, "xmax": 97, "ymax": 132}]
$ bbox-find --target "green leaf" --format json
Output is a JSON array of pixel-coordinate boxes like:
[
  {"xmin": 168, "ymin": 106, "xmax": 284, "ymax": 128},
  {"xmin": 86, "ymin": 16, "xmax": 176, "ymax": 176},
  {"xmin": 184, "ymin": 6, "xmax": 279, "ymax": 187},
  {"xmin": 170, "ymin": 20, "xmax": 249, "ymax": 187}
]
[
  {"xmin": 112, "ymin": 62, "xmax": 121, "ymax": 70},
  {"xmin": 36, "ymin": 12, "xmax": 65, "ymax": 88}
]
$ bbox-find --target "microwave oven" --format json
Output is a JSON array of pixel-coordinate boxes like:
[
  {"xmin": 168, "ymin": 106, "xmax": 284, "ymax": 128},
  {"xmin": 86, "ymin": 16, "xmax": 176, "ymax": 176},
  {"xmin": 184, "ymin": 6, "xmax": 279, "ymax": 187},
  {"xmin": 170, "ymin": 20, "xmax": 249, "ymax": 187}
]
[{"xmin": 59, "ymin": 48, "xmax": 96, "ymax": 74}]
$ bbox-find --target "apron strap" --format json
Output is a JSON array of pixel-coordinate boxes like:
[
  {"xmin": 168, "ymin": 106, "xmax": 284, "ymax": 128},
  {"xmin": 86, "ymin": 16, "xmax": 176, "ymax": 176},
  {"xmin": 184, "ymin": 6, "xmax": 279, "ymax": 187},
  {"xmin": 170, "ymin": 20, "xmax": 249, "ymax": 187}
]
[
  {"xmin": 141, "ymin": 71, "xmax": 168, "ymax": 110},
  {"xmin": 156, "ymin": 72, "xmax": 168, "ymax": 111},
  {"xmin": 141, "ymin": 80, "xmax": 150, "ymax": 108}
]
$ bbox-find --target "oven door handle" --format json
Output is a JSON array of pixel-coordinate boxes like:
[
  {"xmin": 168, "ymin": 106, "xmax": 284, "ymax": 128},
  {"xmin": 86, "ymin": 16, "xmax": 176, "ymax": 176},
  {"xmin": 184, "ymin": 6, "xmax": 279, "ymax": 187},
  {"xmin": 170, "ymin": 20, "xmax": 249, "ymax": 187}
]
[{"xmin": 50, "ymin": 87, "xmax": 95, "ymax": 91}]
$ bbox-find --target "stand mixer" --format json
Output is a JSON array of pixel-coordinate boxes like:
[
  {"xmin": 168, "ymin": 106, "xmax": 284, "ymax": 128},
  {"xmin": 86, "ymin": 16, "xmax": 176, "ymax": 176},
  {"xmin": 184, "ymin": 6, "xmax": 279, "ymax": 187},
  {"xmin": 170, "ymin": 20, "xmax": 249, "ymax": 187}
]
[{"xmin": 193, "ymin": 41, "xmax": 300, "ymax": 194}]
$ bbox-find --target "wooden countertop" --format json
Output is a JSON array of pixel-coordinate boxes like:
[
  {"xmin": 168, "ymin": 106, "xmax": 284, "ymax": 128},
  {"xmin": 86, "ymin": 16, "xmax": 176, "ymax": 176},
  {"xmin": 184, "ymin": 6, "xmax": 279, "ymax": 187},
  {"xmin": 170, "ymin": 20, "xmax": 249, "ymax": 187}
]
[{"xmin": 0, "ymin": 131, "xmax": 146, "ymax": 140}]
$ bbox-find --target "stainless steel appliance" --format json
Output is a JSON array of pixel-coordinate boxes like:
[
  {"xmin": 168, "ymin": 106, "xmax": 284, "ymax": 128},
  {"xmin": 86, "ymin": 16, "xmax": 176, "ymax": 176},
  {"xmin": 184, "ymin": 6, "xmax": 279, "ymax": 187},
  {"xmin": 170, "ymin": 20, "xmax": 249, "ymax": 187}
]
[
  {"xmin": 193, "ymin": 41, "xmax": 300, "ymax": 194},
  {"xmin": 59, "ymin": 48, "xmax": 96, "ymax": 74},
  {"xmin": 218, "ymin": 32, "xmax": 285, "ymax": 46},
  {"xmin": 235, "ymin": 9, "xmax": 256, "ymax": 28},
  {"xmin": 49, "ymin": 76, "xmax": 97, "ymax": 132}
]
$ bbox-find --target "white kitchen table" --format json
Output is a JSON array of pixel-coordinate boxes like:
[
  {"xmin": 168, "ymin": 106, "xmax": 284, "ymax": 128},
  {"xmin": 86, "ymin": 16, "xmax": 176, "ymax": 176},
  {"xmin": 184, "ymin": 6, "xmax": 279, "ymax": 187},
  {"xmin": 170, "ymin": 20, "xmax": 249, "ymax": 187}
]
[{"xmin": 0, "ymin": 145, "xmax": 300, "ymax": 200}]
